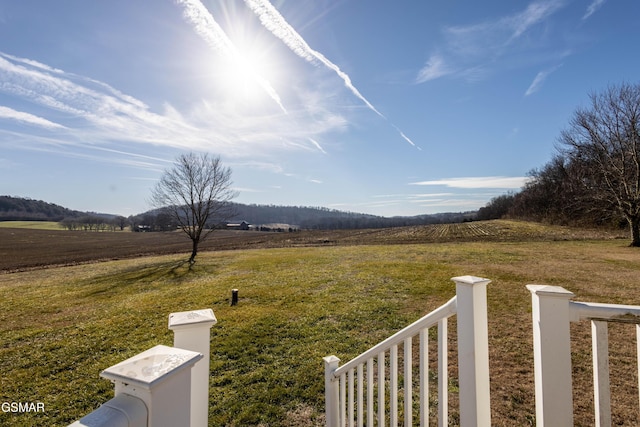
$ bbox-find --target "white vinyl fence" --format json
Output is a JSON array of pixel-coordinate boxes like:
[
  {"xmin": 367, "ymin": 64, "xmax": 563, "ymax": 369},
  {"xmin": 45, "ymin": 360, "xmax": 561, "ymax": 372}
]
[
  {"xmin": 528, "ymin": 285, "xmax": 640, "ymax": 427},
  {"xmin": 67, "ymin": 278, "xmax": 640, "ymax": 427},
  {"xmin": 324, "ymin": 276, "xmax": 491, "ymax": 427},
  {"xmin": 68, "ymin": 309, "xmax": 216, "ymax": 427}
]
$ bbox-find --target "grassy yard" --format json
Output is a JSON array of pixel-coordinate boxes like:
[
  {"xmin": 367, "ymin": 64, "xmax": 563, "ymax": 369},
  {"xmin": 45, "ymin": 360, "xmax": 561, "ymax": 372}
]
[
  {"xmin": 0, "ymin": 221, "xmax": 62, "ymax": 230},
  {"xmin": 1, "ymin": 238, "xmax": 639, "ymax": 426}
]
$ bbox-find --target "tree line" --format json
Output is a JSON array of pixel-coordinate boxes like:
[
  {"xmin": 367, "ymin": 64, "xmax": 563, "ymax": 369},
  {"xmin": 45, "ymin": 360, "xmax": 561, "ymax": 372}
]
[
  {"xmin": 59, "ymin": 215, "xmax": 129, "ymax": 231},
  {"xmin": 478, "ymin": 82, "xmax": 640, "ymax": 246},
  {"xmin": 0, "ymin": 196, "xmax": 79, "ymax": 221}
]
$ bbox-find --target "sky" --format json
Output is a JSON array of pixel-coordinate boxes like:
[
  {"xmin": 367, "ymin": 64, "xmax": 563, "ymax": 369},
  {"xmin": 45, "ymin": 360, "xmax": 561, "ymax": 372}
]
[{"xmin": 0, "ymin": 0, "xmax": 639, "ymax": 217}]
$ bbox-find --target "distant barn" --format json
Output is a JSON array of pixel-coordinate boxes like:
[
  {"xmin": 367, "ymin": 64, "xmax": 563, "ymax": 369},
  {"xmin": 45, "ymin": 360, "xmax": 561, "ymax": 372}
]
[{"xmin": 226, "ymin": 221, "xmax": 250, "ymax": 231}]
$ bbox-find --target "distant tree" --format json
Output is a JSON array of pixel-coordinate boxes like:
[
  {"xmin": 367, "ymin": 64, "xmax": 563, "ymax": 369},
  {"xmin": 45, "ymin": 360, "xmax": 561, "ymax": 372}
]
[
  {"xmin": 150, "ymin": 153, "xmax": 238, "ymax": 264},
  {"xmin": 60, "ymin": 217, "xmax": 79, "ymax": 231},
  {"xmin": 507, "ymin": 156, "xmax": 577, "ymax": 224},
  {"xmin": 476, "ymin": 193, "xmax": 516, "ymax": 220},
  {"xmin": 114, "ymin": 216, "xmax": 129, "ymax": 231},
  {"xmin": 155, "ymin": 210, "xmax": 178, "ymax": 231},
  {"xmin": 557, "ymin": 82, "xmax": 640, "ymax": 246}
]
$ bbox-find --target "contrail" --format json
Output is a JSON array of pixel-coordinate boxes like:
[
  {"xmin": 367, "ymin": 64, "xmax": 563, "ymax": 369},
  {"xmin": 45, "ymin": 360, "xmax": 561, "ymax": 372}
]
[
  {"xmin": 308, "ymin": 137, "xmax": 326, "ymax": 154},
  {"xmin": 244, "ymin": 0, "xmax": 420, "ymax": 149},
  {"xmin": 175, "ymin": 0, "xmax": 287, "ymax": 113},
  {"xmin": 395, "ymin": 126, "xmax": 421, "ymax": 150},
  {"xmin": 243, "ymin": 0, "xmax": 383, "ymax": 117}
]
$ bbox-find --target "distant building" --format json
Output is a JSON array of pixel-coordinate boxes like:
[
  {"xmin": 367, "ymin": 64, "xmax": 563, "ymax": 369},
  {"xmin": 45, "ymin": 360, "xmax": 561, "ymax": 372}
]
[{"xmin": 226, "ymin": 221, "xmax": 250, "ymax": 230}]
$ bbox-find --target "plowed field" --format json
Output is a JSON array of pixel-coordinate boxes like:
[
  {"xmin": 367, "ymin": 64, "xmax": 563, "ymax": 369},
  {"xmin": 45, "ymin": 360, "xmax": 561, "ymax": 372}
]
[{"xmin": 0, "ymin": 220, "xmax": 625, "ymax": 272}]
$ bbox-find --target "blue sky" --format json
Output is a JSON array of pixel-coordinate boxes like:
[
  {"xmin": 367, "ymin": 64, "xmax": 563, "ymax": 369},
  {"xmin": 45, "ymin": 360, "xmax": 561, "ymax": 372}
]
[{"xmin": 0, "ymin": 0, "xmax": 638, "ymax": 217}]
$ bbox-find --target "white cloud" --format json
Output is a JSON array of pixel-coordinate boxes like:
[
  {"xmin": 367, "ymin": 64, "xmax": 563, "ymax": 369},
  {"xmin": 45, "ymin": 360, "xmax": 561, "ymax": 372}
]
[
  {"xmin": 583, "ymin": 0, "xmax": 606, "ymax": 20},
  {"xmin": 331, "ymin": 193, "xmax": 490, "ymax": 216},
  {"xmin": 0, "ymin": 105, "xmax": 66, "ymax": 129},
  {"xmin": 0, "ymin": 51, "xmax": 355, "ymax": 161},
  {"xmin": 417, "ymin": 1, "xmax": 566, "ymax": 84},
  {"xmin": 507, "ymin": 1, "xmax": 564, "ymax": 40},
  {"xmin": 228, "ymin": 160, "xmax": 285, "ymax": 174},
  {"xmin": 416, "ymin": 54, "xmax": 452, "ymax": 83},
  {"xmin": 308, "ymin": 138, "xmax": 326, "ymax": 154},
  {"xmin": 524, "ymin": 64, "xmax": 562, "ymax": 96},
  {"xmin": 409, "ymin": 176, "xmax": 529, "ymax": 189}
]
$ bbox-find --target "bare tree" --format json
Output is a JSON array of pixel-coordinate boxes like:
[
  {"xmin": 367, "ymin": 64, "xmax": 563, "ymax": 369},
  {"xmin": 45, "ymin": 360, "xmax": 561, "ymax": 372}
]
[
  {"xmin": 151, "ymin": 153, "xmax": 238, "ymax": 264},
  {"xmin": 558, "ymin": 82, "xmax": 640, "ymax": 246}
]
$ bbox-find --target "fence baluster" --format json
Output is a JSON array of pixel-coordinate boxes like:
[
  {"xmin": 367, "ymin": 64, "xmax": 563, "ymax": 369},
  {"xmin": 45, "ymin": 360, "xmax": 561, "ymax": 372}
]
[
  {"xmin": 437, "ymin": 318, "xmax": 448, "ymax": 427},
  {"xmin": 378, "ymin": 351, "xmax": 385, "ymax": 427},
  {"xmin": 348, "ymin": 368, "xmax": 355, "ymax": 427},
  {"xmin": 367, "ymin": 358, "xmax": 374, "ymax": 427},
  {"xmin": 420, "ymin": 328, "xmax": 429, "ymax": 427},
  {"xmin": 404, "ymin": 337, "xmax": 412, "ymax": 427},
  {"xmin": 391, "ymin": 345, "xmax": 398, "ymax": 425},
  {"xmin": 341, "ymin": 372, "xmax": 347, "ymax": 427},
  {"xmin": 592, "ymin": 320, "xmax": 611, "ymax": 427},
  {"xmin": 357, "ymin": 363, "xmax": 364, "ymax": 427}
]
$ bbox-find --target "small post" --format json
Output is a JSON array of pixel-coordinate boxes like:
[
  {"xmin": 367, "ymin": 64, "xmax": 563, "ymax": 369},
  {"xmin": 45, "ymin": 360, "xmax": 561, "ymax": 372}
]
[
  {"xmin": 100, "ymin": 345, "xmax": 202, "ymax": 427},
  {"xmin": 231, "ymin": 289, "xmax": 239, "ymax": 306},
  {"xmin": 324, "ymin": 355, "xmax": 340, "ymax": 427},
  {"xmin": 169, "ymin": 309, "xmax": 217, "ymax": 427},
  {"xmin": 452, "ymin": 275, "xmax": 491, "ymax": 427},
  {"xmin": 527, "ymin": 285, "xmax": 575, "ymax": 427}
]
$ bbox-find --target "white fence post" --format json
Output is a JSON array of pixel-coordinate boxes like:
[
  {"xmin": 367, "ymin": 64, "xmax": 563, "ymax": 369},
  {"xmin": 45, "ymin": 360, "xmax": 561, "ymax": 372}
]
[
  {"xmin": 168, "ymin": 309, "xmax": 217, "ymax": 427},
  {"xmin": 324, "ymin": 355, "xmax": 340, "ymax": 427},
  {"xmin": 527, "ymin": 285, "xmax": 575, "ymax": 427},
  {"xmin": 100, "ymin": 345, "xmax": 202, "ymax": 427},
  {"xmin": 453, "ymin": 275, "xmax": 491, "ymax": 427}
]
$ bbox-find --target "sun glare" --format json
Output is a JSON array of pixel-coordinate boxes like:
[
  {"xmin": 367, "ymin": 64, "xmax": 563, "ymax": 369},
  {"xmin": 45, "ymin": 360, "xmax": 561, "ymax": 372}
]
[{"xmin": 217, "ymin": 47, "xmax": 273, "ymax": 103}]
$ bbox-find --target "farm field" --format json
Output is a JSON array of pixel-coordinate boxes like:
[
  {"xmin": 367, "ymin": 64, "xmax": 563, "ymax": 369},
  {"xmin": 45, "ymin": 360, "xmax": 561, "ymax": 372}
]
[
  {"xmin": 0, "ymin": 221, "xmax": 62, "ymax": 230},
  {"xmin": 0, "ymin": 219, "xmax": 626, "ymax": 272},
  {"xmin": 0, "ymin": 220, "xmax": 638, "ymax": 426}
]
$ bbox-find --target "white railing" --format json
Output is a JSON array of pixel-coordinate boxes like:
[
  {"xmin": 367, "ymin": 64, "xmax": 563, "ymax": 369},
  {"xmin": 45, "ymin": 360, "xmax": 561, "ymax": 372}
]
[
  {"xmin": 69, "ymin": 309, "xmax": 216, "ymax": 427},
  {"xmin": 528, "ymin": 285, "xmax": 640, "ymax": 427},
  {"xmin": 324, "ymin": 276, "xmax": 491, "ymax": 427}
]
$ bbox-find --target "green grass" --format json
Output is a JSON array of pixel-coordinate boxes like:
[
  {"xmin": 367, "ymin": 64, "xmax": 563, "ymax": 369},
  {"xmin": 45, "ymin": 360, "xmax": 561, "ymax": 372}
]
[
  {"xmin": 0, "ymin": 221, "xmax": 62, "ymax": 230},
  {"xmin": 1, "ymin": 240, "xmax": 640, "ymax": 425}
]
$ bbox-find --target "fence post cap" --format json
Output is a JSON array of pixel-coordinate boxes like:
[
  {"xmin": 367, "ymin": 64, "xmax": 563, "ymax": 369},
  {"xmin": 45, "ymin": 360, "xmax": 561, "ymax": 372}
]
[
  {"xmin": 451, "ymin": 275, "xmax": 491, "ymax": 286},
  {"xmin": 168, "ymin": 308, "xmax": 217, "ymax": 330},
  {"xmin": 323, "ymin": 355, "xmax": 340, "ymax": 364},
  {"xmin": 100, "ymin": 345, "xmax": 202, "ymax": 389},
  {"xmin": 526, "ymin": 284, "xmax": 575, "ymax": 298}
]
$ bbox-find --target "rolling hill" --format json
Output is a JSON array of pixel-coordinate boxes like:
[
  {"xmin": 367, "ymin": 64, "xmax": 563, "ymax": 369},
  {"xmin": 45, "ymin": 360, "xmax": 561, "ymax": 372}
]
[{"xmin": 2, "ymin": 195, "xmax": 476, "ymax": 230}]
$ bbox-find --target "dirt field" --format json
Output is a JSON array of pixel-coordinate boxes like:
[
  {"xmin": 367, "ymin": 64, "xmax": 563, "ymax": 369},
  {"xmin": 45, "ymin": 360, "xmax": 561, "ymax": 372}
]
[{"xmin": 0, "ymin": 220, "xmax": 626, "ymax": 272}]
